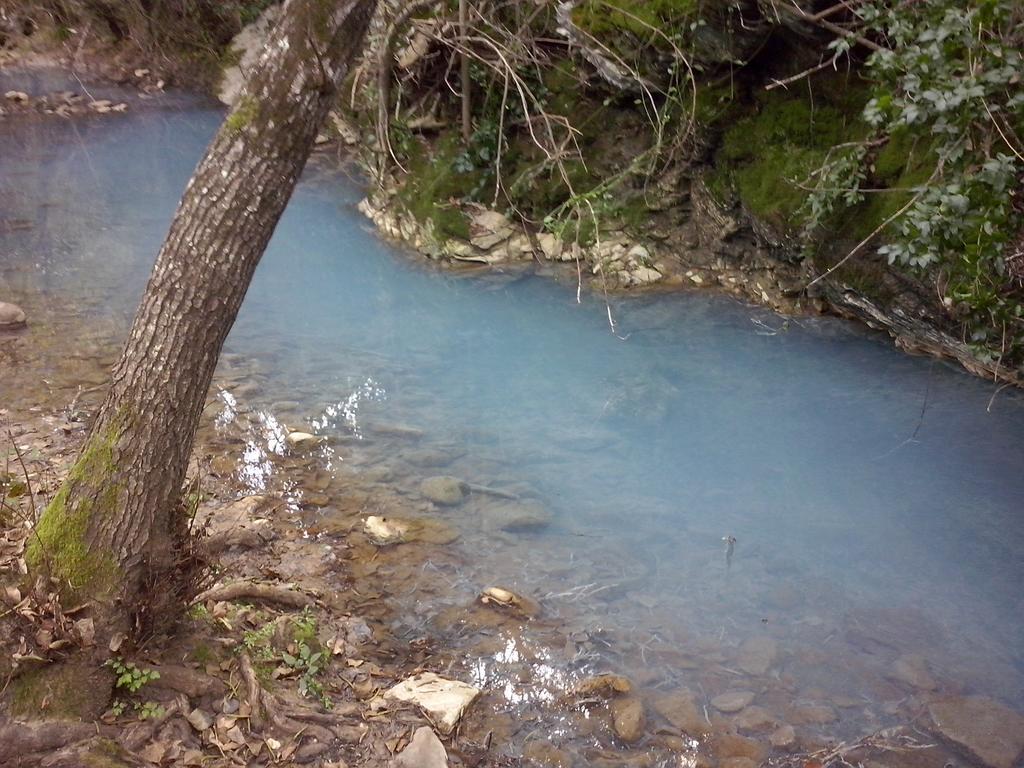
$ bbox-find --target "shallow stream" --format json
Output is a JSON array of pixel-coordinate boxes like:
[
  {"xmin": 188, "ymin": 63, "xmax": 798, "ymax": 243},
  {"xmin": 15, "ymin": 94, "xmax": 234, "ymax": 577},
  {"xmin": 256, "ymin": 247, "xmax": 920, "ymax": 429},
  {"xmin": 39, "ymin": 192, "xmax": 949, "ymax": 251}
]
[{"xmin": 2, "ymin": 77, "xmax": 1023, "ymax": 764}]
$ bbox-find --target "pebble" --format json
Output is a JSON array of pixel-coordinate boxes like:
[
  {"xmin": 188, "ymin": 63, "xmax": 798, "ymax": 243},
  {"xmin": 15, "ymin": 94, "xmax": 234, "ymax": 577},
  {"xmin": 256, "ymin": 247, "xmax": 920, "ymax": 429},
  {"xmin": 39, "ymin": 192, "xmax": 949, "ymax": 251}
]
[
  {"xmin": 712, "ymin": 691, "xmax": 756, "ymax": 713},
  {"xmin": 186, "ymin": 708, "xmax": 214, "ymax": 731}
]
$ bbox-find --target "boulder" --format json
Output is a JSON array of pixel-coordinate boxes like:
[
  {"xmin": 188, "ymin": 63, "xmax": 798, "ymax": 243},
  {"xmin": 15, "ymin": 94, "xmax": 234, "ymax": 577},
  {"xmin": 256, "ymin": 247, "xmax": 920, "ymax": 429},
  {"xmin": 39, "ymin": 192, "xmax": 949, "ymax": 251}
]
[
  {"xmin": 928, "ymin": 696, "xmax": 1024, "ymax": 768},
  {"xmin": 0, "ymin": 301, "xmax": 26, "ymax": 329},
  {"xmin": 394, "ymin": 726, "xmax": 447, "ymax": 768},
  {"xmin": 385, "ymin": 673, "xmax": 480, "ymax": 735},
  {"xmin": 420, "ymin": 476, "xmax": 465, "ymax": 505}
]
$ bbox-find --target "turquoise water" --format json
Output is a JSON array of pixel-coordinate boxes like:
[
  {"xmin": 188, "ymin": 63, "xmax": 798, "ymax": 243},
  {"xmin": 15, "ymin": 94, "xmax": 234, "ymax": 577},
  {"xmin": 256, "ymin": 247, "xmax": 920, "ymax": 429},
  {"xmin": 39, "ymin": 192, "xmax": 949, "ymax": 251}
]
[{"xmin": 2, "ymin": 79, "xmax": 1023, "ymax": 747}]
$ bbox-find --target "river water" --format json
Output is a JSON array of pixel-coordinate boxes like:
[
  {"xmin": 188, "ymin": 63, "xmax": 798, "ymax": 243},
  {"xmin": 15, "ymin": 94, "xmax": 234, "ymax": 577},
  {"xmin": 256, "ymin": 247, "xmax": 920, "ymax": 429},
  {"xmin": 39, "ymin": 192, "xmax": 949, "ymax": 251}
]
[{"xmin": 2, "ymin": 78, "xmax": 1023, "ymax": 763}]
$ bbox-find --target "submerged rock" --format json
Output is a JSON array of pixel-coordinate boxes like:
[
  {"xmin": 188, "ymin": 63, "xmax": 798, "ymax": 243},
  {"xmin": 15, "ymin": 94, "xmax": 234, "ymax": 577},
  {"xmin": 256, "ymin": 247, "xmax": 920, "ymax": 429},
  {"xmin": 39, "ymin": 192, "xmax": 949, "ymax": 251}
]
[
  {"xmin": 420, "ymin": 476, "xmax": 465, "ymax": 505},
  {"xmin": 611, "ymin": 696, "xmax": 646, "ymax": 743},
  {"xmin": 733, "ymin": 705, "xmax": 776, "ymax": 732},
  {"xmin": 394, "ymin": 726, "xmax": 448, "ymax": 768},
  {"xmin": 364, "ymin": 516, "xmax": 410, "ymax": 545},
  {"xmin": 928, "ymin": 695, "xmax": 1024, "ymax": 768},
  {"xmin": 481, "ymin": 499, "xmax": 552, "ymax": 532},
  {"xmin": 364, "ymin": 515, "xmax": 459, "ymax": 546},
  {"xmin": 0, "ymin": 301, "xmax": 26, "ymax": 329},
  {"xmin": 890, "ymin": 654, "xmax": 937, "ymax": 691},
  {"xmin": 769, "ymin": 724, "xmax": 796, "ymax": 749},
  {"xmin": 712, "ymin": 691, "xmax": 756, "ymax": 713},
  {"xmin": 736, "ymin": 635, "xmax": 778, "ymax": 676},
  {"xmin": 651, "ymin": 690, "xmax": 706, "ymax": 734},
  {"xmin": 478, "ymin": 586, "xmax": 540, "ymax": 618},
  {"xmin": 384, "ymin": 672, "xmax": 480, "ymax": 735},
  {"xmin": 286, "ymin": 431, "xmax": 322, "ymax": 449},
  {"xmin": 574, "ymin": 673, "xmax": 633, "ymax": 699}
]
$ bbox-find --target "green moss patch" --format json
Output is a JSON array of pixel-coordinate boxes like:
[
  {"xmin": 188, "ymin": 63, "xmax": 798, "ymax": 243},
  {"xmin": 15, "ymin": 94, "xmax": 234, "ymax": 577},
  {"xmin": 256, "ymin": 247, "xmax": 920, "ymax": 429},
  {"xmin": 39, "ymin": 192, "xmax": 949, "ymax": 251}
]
[
  {"xmin": 27, "ymin": 423, "xmax": 125, "ymax": 598},
  {"xmin": 712, "ymin": 78, "xmax": 870, "ymax": 237}
]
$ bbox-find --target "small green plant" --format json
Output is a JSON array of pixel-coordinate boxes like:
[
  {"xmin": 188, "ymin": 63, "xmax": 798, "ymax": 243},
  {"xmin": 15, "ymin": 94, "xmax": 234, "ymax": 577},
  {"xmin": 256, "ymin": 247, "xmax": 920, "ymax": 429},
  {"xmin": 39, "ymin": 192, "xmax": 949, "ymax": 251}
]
[
  {"xmin": 241, "ymin": 622, "xmax": 276, "ymax": 662},
  {"xmin": 282, "ymin": 641, "xmax": 328, "ymax": 707},
  {"xmin": 107, "ymin": 657, "xmax": 160, "ymax": 693},
  {"xmin": 138, "ymin": 701, "xmax": 167, "ymax": 720},
  {"xmin": 106, "ymin": 657, "xmax": 162, "ymax": 721}
]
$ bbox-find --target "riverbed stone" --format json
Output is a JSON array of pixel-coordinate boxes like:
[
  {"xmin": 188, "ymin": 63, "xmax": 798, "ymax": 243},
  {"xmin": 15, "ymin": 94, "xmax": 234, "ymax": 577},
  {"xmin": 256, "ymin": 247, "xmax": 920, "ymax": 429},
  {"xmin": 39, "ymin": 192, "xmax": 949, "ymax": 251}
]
[
  {"xmin": 769, "ymin": 724, "xmax": 796, "ymax": 749},
  {"xmin": 0, "ymin": 301, "xmax": 27, "ymax": 329},
  {"xmin": 927, "ymin": 695, "xmax": 1024, "ymax": 768},
  {"xmin": 787, "ymin": 703, "xmax": 837, "ymax": 725},
  {"xmin": 652, "ymin": 690, "xmax": 706, "ymax": 734},
  {"xmin": 420, "ymin": 476, "xmax": 465, "ymax": 505},
  {"xmin": 575, "ymin": 673, "xmax": 633, "ymax": 698},
  {"xmin": 737, "ymin": 635, "xmax": 778, "ymax": 676},
  {"xmin": 394, "ymin": 726, "xmax": 448, "ymax": 768},
  {"xmin": 733, "ymin": 705, "xmax": 775, "ymax": 732},
  {"xmin": 712, "ymin": 691, "xmax": 756, "ymax": 713},
  {"xmin": 611, "ymin": 696, "xmax": 646, "ymax": 743},
  {"xmin": 890, "ymin": 654, "xmax": 937, "ymax": 691}
]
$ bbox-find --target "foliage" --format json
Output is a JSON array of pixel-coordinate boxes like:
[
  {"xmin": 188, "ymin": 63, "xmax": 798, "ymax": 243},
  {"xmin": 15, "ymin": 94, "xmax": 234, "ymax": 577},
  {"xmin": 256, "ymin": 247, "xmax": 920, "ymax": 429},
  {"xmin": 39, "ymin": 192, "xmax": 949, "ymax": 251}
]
[
  {"xmin": 236, "ymin": 608, "xmax": 330, "ymax": 707},
  {"xmin": 106, "ymin": 657, "xmax": 164, "ymax": 721},
  {"xmin": 107, "ymin": 657, "xmax": 160, "ymax": 693},
  {"xmin": 804, "ymin": 0, "xmax": 1024, "ymax": 366}
]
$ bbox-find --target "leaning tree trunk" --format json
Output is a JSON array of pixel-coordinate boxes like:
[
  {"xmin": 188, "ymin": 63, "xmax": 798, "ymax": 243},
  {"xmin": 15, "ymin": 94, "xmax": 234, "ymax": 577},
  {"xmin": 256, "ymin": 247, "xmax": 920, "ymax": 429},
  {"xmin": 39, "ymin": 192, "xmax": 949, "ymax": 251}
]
[{"xmin": 27, "ymin": 0, "xmax": 377, "ymax": 635}]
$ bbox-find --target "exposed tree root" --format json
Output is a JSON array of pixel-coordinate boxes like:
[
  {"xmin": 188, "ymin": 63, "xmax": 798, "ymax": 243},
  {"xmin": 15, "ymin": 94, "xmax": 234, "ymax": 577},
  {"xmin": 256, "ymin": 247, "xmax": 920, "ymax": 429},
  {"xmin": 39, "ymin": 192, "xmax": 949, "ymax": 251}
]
[
  {"xmin": 192, "ymin": 581, "xmax": 315, "ymax": 608},
  {"xmin": 0, "ymin": 721, "xmax": 126, "ymax": 765}
]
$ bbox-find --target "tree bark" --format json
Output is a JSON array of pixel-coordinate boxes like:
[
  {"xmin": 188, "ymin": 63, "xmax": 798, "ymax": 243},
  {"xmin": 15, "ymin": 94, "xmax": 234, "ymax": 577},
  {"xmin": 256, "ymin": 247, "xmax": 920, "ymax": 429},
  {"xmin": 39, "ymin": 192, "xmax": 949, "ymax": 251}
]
[{"xmin": 27, "ymin": 0, "xmax": 377, "ymax": 634}]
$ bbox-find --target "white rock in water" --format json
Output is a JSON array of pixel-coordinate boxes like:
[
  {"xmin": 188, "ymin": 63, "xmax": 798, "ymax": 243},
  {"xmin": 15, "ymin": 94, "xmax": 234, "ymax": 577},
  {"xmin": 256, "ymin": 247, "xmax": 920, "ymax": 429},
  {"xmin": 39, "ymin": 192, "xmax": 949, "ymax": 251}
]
[
  {"xmin": 286, "ymin": 431, "xmax": 322, "ymax": 448},
  {"xmin": 0, "ymin": 301, "xmax": 27, "ymax": 328},
  {"xmin": 394, "ymin": 726, "xmax": 448, "ymax": 768},
  {"xmin": 385, "ymin": 672, "xmax": 480, "ymax": 735},
  {"xmin": 364, "ymin": 515, "xmax": 410, "ymax": 545}
]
